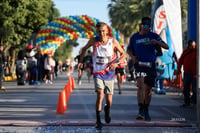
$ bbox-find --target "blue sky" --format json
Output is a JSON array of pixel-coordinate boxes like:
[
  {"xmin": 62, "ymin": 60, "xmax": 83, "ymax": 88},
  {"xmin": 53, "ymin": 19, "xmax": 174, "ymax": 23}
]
[
  {"xmin": 52, "ymin": 0, "xmax": 111, "ymax": 25},
  {"xmin": 52, "ymin": 0, "xmax": 111, "ymax": 56}
]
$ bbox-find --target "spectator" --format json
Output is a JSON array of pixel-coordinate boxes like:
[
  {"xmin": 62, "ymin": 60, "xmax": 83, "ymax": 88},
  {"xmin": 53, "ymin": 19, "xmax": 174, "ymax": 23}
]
[
  {"xmin": 16, "ymin": 50, "xmax": 27, "ymax": 85},
  {"xmin": 35, "ymin": 50, "xmax": 45, "ymax": 82},
  {"xmin": 177, "ymin": 40, "xmax": 196, "ymax": 107},
  {"xmin": 44, "ymin": 53, "xmax": 55, "ymax": 84},
  {"xmin": 26, "ymin": 45, "xmax": 38, "ymax": 84}
]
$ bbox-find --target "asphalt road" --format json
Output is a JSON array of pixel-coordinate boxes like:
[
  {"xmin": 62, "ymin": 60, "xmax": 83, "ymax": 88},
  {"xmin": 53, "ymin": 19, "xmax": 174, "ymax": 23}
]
[{"xmin": 0, "ymin": 71, "xmax": 199, "ymax": 133}]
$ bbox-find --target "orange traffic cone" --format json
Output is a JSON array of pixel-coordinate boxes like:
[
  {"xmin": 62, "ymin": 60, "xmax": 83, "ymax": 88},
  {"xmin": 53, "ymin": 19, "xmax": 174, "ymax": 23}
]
[
  {"xmin": 68, "ymin": 75, "xmax": 72, "ymax": 88},
  {"xmin": 62, "ymin": 89, "xmax": 67, "ymax": 110},
  {"xmin": 56, "ymin": 92, "xmax": 65, "ymax": 114},
  {"xmin": 71, "ymin": 77, "xmax": 76, "ymax": 89},
  {"xmin": 67, "ymin": 82, "xmax": 72, "ymax": 94},
  {"xmin": 64, "ymin": 84, "xmax": 70, "ymax": 102}
]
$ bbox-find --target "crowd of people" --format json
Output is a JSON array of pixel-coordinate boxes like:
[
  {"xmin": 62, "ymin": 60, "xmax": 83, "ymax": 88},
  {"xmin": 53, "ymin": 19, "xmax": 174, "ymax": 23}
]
[
  {"xmin": 15, "ymin": 45, "xmax": 77, "ymax": 85},
  {"xmin": 15, "ymin": 46, "xmax": 57, "ymax": 85}
]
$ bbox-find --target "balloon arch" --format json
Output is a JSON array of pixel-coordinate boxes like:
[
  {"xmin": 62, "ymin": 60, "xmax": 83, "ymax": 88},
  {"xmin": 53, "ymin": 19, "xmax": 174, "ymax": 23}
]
[{"xmin": 36, "ymin": 15, "xmax": 120, "ymax": 55}]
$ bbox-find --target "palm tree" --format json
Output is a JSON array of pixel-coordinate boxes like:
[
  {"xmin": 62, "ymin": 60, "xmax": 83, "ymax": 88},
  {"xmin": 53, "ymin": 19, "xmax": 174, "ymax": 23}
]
[
  {"xmin": 108, "ymin": 0, "xmax": 155, "ymax": 41},
  {"xmin": 180, "ymin": 0, "xmax": 187, "ymax": 19},
  {"xmin": 180, "ymin": 0, "xmax": 187, "ymax": 43}
]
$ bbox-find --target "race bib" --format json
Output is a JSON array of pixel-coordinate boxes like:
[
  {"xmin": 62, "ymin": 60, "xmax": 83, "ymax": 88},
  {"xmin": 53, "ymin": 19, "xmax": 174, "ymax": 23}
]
[
  {"xmin": 96, "ymin": 56, "xmax": 110, "ymax": 65},
  {"xmin": 138, "ymin": 61, "xmax": 152, "ymax": 68}
]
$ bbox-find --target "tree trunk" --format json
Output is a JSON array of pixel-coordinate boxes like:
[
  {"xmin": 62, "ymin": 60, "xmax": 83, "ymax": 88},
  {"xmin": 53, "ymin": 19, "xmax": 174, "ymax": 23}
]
[
  {"xmin": 3, "ymin": 45, "xmax": 12, "ymax": 76},
  {"xmin": 4, "ymin": 45, "xmax": 11, "ymax": 53},
  {"xmin": 10, "ymin": 48, "xmax": 16, "ymax": 76}
]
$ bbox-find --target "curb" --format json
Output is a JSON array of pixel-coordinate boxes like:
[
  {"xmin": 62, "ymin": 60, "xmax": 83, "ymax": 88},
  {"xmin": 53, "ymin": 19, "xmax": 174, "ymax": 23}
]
[{"xmin": 0, "ymin": 119, "xmax": 193, "ymax": 127}]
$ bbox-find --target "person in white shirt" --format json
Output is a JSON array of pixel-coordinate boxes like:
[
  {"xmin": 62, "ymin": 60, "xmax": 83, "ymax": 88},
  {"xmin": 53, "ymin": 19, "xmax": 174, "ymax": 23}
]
[{"xmin": 44, "ymin": 53, "xmax": 55, "ymax": 84}]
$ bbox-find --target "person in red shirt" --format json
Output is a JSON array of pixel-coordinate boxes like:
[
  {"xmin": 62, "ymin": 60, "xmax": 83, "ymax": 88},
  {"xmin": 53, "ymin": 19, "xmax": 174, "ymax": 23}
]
[{"xmin": 177, "ymin": 40, "xmax": 196, "ymax": 107}]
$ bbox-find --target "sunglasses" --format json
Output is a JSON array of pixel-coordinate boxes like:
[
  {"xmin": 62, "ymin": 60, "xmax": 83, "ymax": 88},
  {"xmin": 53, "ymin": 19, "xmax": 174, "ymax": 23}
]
[{"xmin": 143, "ymin": 24, "xmax": 150, "ymax": 29}]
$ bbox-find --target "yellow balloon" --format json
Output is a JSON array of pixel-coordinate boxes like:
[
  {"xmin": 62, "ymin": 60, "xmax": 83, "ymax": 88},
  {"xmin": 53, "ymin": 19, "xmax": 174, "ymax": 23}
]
[
  {"xmin": 37, "ymin": 34, "xmax": 41, "ymax": 38},
  {"xmin": 44, "ymin": 33, "xmax": 48, "ymax": 36}
]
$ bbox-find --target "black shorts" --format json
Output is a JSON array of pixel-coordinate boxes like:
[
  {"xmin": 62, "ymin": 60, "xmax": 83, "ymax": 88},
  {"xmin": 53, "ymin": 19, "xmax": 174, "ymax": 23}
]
[
  {"xmin": 115, "ymin": 68, "xmax": 125, "ymax": 76},
  {"xmin": 44, "ymin": 70, "xmax": 51, "ymax": 75},
  {"xmin": 134, "ymin": 63, "xmax": 156, "ymax": 87},
  {"xmin": 78, "ymin": 64, "xmax": 84, "ymax": 71}
]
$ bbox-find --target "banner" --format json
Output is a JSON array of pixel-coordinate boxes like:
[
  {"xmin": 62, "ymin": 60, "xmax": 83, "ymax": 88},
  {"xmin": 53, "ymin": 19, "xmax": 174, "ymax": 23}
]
[
  {"xmin": 151, "ymin": 0, "xmax": 182, "ymax": 59},
  {"xmin": 163, "ymin": 0, "xmax": 183, "ymax": 59},
  {"xmin": 151, "ymin": 0, "xmax": 182, "ymax": 80}
]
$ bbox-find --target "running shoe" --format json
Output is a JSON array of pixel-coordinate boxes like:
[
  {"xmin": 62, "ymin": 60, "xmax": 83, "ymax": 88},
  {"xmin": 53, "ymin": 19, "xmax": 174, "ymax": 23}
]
[
  {"xmin": 78, "ymin": 80, "xmax": 82, "ymax": 85},
  {"xmin": 136, "ymin": 109, "xmax": 144, "ymax": 120},
  {"xmin": 95, "ymin": 121, "xmax": 102, "ymax": 130},
  {"xmin": 144, "ymin": 111, "xmax": 151, "ymax": 121}
]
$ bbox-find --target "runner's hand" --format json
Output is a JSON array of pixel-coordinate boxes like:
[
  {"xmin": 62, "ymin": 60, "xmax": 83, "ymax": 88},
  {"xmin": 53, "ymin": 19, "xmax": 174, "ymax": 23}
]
[
  {"xmin": 151, "ymin": 39, "xmax": 158, "ymax": 45},
  {"xmin": 109, "ymin": 63, "xmax": 118, "ymax": 70},
  {"xmin": 132, "ymin": 56, "xmax": 139, "ymax": 64}
]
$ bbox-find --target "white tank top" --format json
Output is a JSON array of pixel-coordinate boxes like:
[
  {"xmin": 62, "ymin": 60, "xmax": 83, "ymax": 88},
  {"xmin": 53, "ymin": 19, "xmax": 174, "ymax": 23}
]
[{"xmin": 92, "ymin": 37, "xmax": 116, "ymax": 80}]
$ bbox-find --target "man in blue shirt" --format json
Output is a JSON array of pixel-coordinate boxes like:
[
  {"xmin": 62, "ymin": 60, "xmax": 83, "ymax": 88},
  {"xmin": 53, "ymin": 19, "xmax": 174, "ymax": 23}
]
[{"xmin": 127, "ymin": 17, "xmax": 169, "ymax": 121}]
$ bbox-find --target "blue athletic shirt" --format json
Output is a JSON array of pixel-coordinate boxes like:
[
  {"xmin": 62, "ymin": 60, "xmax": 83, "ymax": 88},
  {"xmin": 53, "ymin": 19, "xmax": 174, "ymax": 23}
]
[{"xmin": 128, "ymin": 31, "xmax": 164, "ymax": 62}]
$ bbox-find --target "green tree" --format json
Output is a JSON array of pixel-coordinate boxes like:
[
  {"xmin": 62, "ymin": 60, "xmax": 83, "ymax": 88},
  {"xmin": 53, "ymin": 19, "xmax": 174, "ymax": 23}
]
[
  {"xmin": 0, "ymin": 0, "xmax": 59, "ymax": 75},
  {"xmin": 0, "ymin": 0, "xmax": 53, "ymax": 47},
  {"xmin": 180, "ymin": 0, "xmax": 187, "ymax": 45},
  {"xmin": 108, "ymin": 0, "xmax": 155, "ymax": 41}
]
